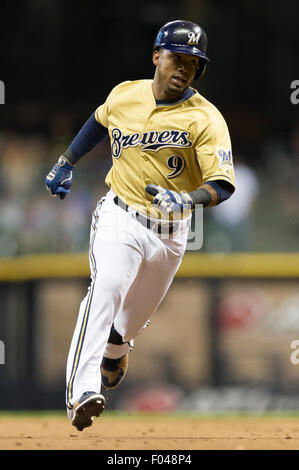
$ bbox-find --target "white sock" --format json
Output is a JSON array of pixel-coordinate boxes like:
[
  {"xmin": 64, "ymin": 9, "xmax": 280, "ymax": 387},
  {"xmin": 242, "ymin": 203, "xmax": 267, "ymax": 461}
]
[{"xmin": 103, "ymin": 342, "xmax": 132, "ymax": 359}]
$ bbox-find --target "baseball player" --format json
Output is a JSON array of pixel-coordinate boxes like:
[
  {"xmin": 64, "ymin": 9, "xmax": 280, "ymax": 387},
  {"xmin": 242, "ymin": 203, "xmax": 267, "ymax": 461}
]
[{"xmin": 46, "ymin": 20, "xmax": 235, "ymax": 431}]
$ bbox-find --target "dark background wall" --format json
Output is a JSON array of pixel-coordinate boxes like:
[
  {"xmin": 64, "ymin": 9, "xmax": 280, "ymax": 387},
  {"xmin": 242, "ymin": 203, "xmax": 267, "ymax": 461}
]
[{"xmin": 1, "ymin": 0, "xmax": 298, "ymax": 160}]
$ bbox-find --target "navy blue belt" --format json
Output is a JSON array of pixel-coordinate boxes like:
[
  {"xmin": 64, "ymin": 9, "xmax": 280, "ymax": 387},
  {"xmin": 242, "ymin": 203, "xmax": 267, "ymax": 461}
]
[{"xmin": 113, "ymin": 196, "xmax": 177, "ymax": 234}]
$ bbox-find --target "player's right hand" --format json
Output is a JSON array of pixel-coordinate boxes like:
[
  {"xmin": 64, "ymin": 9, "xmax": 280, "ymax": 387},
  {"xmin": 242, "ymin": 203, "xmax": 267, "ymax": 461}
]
[
  {"xmin": 145, "ymin": 184, "xmax": 194, "ymax": 219},
  {"xmin": 45, "ymin": 156, "xmax": 73, "ymax": 200}
]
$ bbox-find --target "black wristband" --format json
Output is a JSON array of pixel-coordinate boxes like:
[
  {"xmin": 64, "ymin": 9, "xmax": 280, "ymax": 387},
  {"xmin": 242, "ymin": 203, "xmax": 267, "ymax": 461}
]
[
  {"xmin": 64, "ymin": 147, "xmax": 79, "ymax": 165},
  {"xmin": 189, "ymin": 187, "xmax": 212, "ymax": 207}
]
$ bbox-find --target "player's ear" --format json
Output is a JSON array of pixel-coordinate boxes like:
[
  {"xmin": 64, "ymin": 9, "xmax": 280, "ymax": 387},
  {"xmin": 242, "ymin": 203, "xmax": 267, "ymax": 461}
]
[{"xmin": 152, "ymin": 48, "xmax": 160, "ymax": 66}]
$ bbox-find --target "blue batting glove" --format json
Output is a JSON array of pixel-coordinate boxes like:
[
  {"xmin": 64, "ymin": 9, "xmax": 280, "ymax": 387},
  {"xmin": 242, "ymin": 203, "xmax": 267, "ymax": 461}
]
[
  {"xmin": 45, "ymin": 156, "xmax": 73, "ymax": 200},
  {"xmin": 145, "ymin": 184, "xmax": 194, "ymax": 219}
]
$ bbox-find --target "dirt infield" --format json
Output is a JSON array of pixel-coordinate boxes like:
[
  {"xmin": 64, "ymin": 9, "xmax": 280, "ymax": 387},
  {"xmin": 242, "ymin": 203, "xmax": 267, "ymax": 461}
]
[{"xmin": 1, "ymin": 413, "xmax": 299, "ymax": 450}]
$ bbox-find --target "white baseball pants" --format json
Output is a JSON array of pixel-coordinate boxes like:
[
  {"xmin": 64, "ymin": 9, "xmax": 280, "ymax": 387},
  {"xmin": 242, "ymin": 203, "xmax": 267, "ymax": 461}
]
[{"xmin": 66, "ymin": 189, "xmax": 190, "ymax": 409}]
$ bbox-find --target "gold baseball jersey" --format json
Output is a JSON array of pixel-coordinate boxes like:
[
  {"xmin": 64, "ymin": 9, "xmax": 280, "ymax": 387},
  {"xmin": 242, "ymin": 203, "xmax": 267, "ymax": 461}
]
[{"xmin": 95, "ymin": 79, "xmax": 235, "ymax": 215}]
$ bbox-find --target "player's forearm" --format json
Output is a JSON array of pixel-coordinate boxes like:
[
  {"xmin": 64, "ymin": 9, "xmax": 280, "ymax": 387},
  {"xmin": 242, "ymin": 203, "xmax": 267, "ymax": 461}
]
[
  {"xmin": 188, "ymin": 185, "xmax": 213, "ymax": 207},
  {"xmin": 189, "ymin": 180, "xmax": 235, "ymax": 208},
  {"xmin": 64, "ymin": 113, "xmax": 108, "ymax": 165}
]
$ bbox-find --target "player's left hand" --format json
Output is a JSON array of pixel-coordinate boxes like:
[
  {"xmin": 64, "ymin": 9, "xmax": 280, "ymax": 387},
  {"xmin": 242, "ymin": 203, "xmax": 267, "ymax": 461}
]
[
  {"xmin": 45, "ymin": 156, "xmax": 73, "ymax": 200},
  {"xmin": 145, "ymin": 184, "xmax": 194, "ymax": 219}
]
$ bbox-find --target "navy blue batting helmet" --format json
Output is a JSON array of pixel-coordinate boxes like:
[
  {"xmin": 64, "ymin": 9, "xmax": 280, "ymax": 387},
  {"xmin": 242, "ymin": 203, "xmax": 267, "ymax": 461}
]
[{"xmin": 154, "ymin": 20, "xmax": 210, "ymax": 79}]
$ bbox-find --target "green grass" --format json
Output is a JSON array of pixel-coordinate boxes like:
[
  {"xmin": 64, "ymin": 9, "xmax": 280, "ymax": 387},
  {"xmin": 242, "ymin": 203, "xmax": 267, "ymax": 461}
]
[{"xmin": 1, "ymin": 410, "xmax": 299, "ymax": 419}]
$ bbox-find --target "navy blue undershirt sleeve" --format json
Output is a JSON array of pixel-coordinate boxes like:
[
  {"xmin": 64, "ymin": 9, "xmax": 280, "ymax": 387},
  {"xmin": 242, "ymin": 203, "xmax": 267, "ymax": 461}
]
[
  {"xmin": 64, "ymin": 112, "xmax": 108, "ymax": 165},
  {"xmin": 205, "ymin": 180, "xmax": 235, "ymax": 204}
]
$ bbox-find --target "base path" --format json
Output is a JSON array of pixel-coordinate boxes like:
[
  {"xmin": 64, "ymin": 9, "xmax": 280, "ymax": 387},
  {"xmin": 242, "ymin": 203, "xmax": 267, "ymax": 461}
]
[{"xmin": 0, "ymin": 413, "xmax": 299, "ymax": 450}]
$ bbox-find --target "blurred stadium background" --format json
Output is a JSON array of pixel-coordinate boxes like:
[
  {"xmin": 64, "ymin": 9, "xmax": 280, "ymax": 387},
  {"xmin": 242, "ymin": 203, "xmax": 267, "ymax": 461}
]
[{"xmin": 1, "ymin": 0, "xmax": 299, "ymax": 413}]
